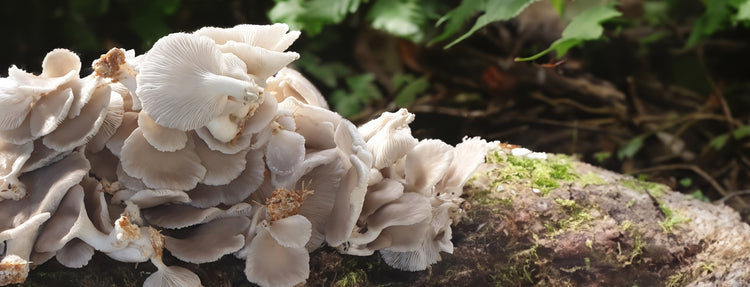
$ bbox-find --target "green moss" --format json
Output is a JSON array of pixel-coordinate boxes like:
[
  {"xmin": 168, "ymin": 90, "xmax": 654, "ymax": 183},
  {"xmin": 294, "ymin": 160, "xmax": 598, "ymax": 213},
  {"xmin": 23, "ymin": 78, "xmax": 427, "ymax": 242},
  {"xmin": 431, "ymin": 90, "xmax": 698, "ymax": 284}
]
[
  {"xmin": 621, "ymin": 178, "xmax": 669, "ymax": 198},
  {"xmin": 486, "ymin": 151, "xmax": 581, "ymax": 195},
  {"xmin": 580, "ymin": 172, "xmax": 606, "ymax": 185},
  {"xmin": 659, "ymin": 205, "xmax": 688, "ymax": 233},
  {"xmin": 490, "ymin": 242, "xmax": 540, "ymax": 286},
  {"xmin": 546, "ymin": 199, "xmax": 594, "ymax": 235},
  {"xmin": 666, "ymin": 273, "xmax": 685, "ymax": 287},
  {"xmin": 335, "ymin": 270, "xmax": 368, "ymax": 287}
]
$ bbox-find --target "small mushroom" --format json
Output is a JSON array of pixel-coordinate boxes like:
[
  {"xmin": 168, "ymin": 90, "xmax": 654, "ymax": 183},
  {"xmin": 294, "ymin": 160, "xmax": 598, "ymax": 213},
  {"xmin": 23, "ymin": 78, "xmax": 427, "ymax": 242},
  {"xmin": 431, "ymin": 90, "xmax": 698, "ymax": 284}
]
[{"xmin": 244, "ymin": 214, "xmax": 311, "ymax": 287}]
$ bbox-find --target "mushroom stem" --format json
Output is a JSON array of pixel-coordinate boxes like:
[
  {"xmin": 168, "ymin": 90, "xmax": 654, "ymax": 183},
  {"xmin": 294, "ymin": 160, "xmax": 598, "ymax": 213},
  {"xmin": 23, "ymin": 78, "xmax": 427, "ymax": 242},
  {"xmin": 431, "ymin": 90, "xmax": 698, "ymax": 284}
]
[{"xmin": 203, "ymin": 73, "xmax": 259, "ymax": 104}]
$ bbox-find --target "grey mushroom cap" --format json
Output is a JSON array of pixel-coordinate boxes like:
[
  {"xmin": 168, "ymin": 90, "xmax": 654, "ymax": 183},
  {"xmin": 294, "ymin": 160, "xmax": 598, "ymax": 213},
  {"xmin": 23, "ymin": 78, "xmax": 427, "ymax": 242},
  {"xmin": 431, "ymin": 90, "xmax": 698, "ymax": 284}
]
[
  {"xmin": 244, "ymin": 215, "xmax": 311, "ymax": 287},
  {"xmin": 42, "ymin": 82, "xmax": 111, "ymax": 151},
  {"xmin": 142, "ymin": 202, "xmax": 253, "ymax": 229},
  {"xmin": 165, "ymin": 216, "xmax": 250, "ymax": 264},
  {"xmin": 193, "ymin": 133, "xmax": 248, "ymax": 186},
  {"xmin": 119, "ymin": 128, "xmax": 206, "ymax": 190},
  {"xmin": 188, "ymin": 148, "xmax": 264, "ymax": 208},
  {"xmin": 105, "ymin": 112, "xmax": 138, "ymax": 157},
  {"xmin": 86, "ymin": 91, "xmax": 124, "ymax": 153}
]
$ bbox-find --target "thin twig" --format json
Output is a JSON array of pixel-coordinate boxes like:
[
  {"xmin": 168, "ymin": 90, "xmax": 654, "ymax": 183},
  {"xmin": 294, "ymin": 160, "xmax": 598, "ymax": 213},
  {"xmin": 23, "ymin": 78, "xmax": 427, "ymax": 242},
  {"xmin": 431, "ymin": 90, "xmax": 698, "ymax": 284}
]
[{"xmin": 631, "ymin": 163, "xmax": 729, "ymax": 197}]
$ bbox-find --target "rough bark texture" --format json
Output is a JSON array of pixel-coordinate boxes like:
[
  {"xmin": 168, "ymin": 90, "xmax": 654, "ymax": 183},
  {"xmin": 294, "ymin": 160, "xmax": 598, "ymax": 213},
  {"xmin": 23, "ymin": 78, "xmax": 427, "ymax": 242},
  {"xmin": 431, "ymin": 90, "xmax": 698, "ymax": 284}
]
[{"xmin": 15, "ymin": 147, "xmax": 750, "ymax": 287}]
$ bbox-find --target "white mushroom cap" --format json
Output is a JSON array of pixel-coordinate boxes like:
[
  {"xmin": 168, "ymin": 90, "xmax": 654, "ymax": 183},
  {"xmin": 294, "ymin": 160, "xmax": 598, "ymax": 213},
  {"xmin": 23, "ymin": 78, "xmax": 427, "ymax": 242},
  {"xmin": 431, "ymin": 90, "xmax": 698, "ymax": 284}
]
[
  {"xmin": 194, "ymin": 24, "xmax": 300, "ymax": 51},
  {"xmin": 120, "ymin": 128, "xmax": 206, "ymax": 190},
  {"xmin": 0, "ymin": 77, "xmax": 35, "ymax": 132},
  {"xmin": 347, "ymin": 192, "xmax": 431, "ymax": 247},
  {"xmin": 0, "ymin": 140, "xmax": 32, "ymax": 201},
  {"xmin": 435, "ymin": 136, "xmax": 488, "ymax": 196},
  {"xmin": 358, "ymin": 108, "xmax": 418, "ymax": 169},
  {"xmin": 144, "ymin": 230, "xmax": 202, "ymax": 287},
  {"xmin": 53, "ymin": 238, "xmax": 94, "ymax": 268},
  {"xmin": 359, "ymin": 178, "xmax": 404, "ymax": 221},
  {"xmin": 137, "ymin": 111, "xmax": 188, "ymax": 152},
  {"xmin": 86, "ymin": 91, "xmax": 124, "ymax": 153},
  {"xmin": 244, "ymin": 215, "xmax": 311, "ymax": 287},
  {"xmin": 0, "ymin": 112, "xmax": 33, "ymax": 145},
  {"xmin": 42, "ymin": 83, "xmax": 111, "ymax": 151},
  {"xmin": 403, "ymin": 139, "xmax": 454, "ymax": 195},
  {"xmin": 268, "ymin": 67, "xmax": 328, "ymax": 109},
  {"xmin": 92, "ymin": 48, "xmax": 140, "ymax": 104},
  {"xmin": 165, "ymin": 216, "xmax": 250, "ymax": 264},
  {"xmin": 41, "ymin": 49, "xmax": 82, "ymax": 78},
  {"xmin": 325, "ymin": 120, "xmax": 373, "ymax": 247},
  {"xmin": 29, "ymin": 87, "xmax": 74, "ymax": 138},
  {"xmin": 105, "ymin": 111, "xmax": 138, "ymax": 157},
  {"xmin": 136, "ymin": 32, "xmax": 261, "ymax": 131}
]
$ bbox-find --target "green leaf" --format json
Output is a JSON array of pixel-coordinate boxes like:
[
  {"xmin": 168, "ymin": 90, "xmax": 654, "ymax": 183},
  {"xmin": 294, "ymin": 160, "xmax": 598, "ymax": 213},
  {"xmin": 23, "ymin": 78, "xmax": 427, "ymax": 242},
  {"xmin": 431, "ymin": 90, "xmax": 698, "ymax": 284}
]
[
  {"xmin": 443, "ymin": 0, "xmax": 540, "ymax": 48},
  {"xmin": 367, "ymin": 0, "xmax": 426, "ymax": 42},
  {"xmin": 331, "ymin": 90, "xmax": 361, "ymax": 117},
  {"xmin": 686, "ymin": 0, "xmax": 731, "ymax": 48},
  {"xmin": 346, "ymin": 74, "xmax": 382, "ymax": 101},
  {"xmin": 296, "ymin": 55, "xmax": 351, "ymax": 88},
  {"xmin": 690, "ymin": 190, "xmax": 711, "ymax": 202},
  {"xmin": 269, "ymin": 0, "xmax": 366, "ymax": 36},
  {"xmin": 709, "ymin": 133, "xmax": 730, "ymax": 150},
  {"xmin": 737, "ymin": 0, "xmax": 750, "ymax": 22},
  {"xmin": 429, "ymin": 0, "xmax": 485, "ymax": 45},
  {"xmin": 679, "ymin": 177, "xmax": 693, "ymax": 187},
  {"xmin": 516, "ymin": 3, "xmax": 621, "ymax": 61},
  {"xmin": 594, "ymin": 151, "xmax": 611, "ymax": 163},
  {"xmin": 617, "ymin": 135, "xmax": 645, "ymax": 160},
  {"xmin": 551, "ymin": 0, "xmax": 565, "ymax": 15},
  {"xmin": 393, "ymin": 75, "xmax": 429, "ymax": 107},
  {"xmin": 732, "ymin": 125, "xmax": 750, "ymax": 139}
]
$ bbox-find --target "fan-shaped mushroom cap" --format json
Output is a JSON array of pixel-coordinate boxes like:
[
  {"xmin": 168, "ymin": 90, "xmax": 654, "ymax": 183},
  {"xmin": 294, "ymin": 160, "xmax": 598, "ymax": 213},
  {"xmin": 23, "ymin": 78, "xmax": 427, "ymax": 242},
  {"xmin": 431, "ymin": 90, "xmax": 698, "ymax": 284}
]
[
  {"xmin": 29, "ymin": 88, "xmax": 74, "ymax": 138},
  {"xmin": 193, "ymin": 133, "xmax": 248, "ymax": 185},
  {"xmin": 120, "ymin": 128, "xmax": 206, "ymax": 190},
  {"xmin": 219, "ymin": 41, "xmax": 299, "ymax": 83},
  {"xmin": 278, "ymin": 97, "xmax": 342, "ymax": 150},
  {"xmin": 136, "ymin": 33, "xmax": 261, "ymax": 131},
  {"xmin": 435, "ymin": 136, "xmax": 488, "ymax": 196},
  {"xmin": 165, "ymin": 216, "xmax": 250, "ymax": 264},
  {"xmin": 403, "ymin": 139, "xmax": 454, "ymax": 195},
  {"xmin": 194, "ymin": 24, "xmax": 300, "ymax": 51},
  {"xmin": 0, "ymin": 77, "xmax": 35, "ymax": 132},
  {"xmin": 359, "ymin": 178, "xmax": 404, "ymax": 221},
  {"xmin": 0, "ymin": 112, "xmax": 33, "ymax": 145},
  {"xmin": 142, "ymin": 202, "xmax": 252, "ymax": 229},
  {"xmin": 358, "ymin": 108, "xmax": 418, "ymax": 169},
  {"xmin": 265, "ymin": 125, "xmax": 305, "ymax": 179},
  {"xmin": 269, "ymin": 67, "xmax": 328, "ymax": 109},
  {"xmin": 42, "ymin": 83, "xmax": 111, "ymax": 151},
  {"xmin": 144, "ymin": 230, "xmax": 202, "ymax": 287},
  {"xmin": 188, "ymin": 148, "xmax": 264, "ymax": 208},
  {"xmin": 137, "ymin": 111, "xmax": 187, "ymax": 152},
  {"xmin": 244, "ymin": 215, "xmax": 310, "ymax": 287},
  {"xmin": 347, "ymin": 192, "xmax": 431, "ymax": 246},
  {"xmin": 125, "ymin": 189, "xmax": 191, "ymax": 209},
  {"xmin": 86, "ymin": 91, "xmax": 124, "ymax": 153},
  {"xmin": 325, "ymin": 121, "xmax": 373, "ymax": 247},
  {"xmin": 105, "ymin": 111, "xmax": 138, "ymax": 157},
  {"xmin": 41, "ymin": 49, "xmax": 81, "ymax": 78},
  {"xmin": 53, "ymin": 239, "xmax": 94, "ymax": 268},
  {"xmin": 0, "ymin": 140, "xmax": 32, "ymax": 201}
]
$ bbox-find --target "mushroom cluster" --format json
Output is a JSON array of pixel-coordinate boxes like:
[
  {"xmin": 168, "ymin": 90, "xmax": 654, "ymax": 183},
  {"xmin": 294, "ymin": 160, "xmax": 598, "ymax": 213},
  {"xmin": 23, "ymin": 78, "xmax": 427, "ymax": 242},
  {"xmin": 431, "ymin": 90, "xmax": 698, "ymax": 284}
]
[{"xmin": 0, "ymin": 24, "xmax": 488, "ymax": 287}]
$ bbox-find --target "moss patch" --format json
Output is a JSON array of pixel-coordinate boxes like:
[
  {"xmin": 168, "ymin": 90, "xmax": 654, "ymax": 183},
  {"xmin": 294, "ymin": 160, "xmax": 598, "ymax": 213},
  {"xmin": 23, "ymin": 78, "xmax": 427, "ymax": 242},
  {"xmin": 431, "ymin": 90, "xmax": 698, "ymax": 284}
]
[{"xmin": 486, "ymin": 151, "xmax": 589, "ymax": 195}]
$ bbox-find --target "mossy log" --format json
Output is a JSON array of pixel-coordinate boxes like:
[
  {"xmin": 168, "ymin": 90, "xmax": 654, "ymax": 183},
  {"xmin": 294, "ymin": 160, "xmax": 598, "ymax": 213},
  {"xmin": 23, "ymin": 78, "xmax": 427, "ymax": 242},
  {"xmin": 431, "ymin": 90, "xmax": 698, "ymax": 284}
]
[{"xmin": 16, "ymin": 147, "xmax": 750, "ymax": 287}]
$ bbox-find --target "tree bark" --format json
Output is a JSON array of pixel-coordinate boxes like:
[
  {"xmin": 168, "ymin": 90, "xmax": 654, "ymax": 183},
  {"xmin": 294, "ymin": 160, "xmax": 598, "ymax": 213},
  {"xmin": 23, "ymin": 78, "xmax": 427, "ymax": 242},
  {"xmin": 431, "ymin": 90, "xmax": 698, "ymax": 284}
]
[{"xmin": 18, "ymin": 148, "xmax": 750, "ymax": 287}]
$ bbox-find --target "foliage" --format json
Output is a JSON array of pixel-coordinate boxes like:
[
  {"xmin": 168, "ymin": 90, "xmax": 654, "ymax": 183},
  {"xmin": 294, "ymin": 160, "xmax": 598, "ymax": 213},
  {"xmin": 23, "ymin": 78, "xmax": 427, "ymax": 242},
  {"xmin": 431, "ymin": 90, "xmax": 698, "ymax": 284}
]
[{"xmin": 516, "ymin": 2, "xmax": 622, "ymax": 61}]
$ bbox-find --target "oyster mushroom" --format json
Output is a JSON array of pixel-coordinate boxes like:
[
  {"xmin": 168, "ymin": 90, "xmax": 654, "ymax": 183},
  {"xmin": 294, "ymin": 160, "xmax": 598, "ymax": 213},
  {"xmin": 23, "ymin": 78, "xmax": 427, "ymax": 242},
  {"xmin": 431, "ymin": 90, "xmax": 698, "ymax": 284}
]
[{"xmin": 136, "ymin": 32, "xmax": 261, "ymax": 131}]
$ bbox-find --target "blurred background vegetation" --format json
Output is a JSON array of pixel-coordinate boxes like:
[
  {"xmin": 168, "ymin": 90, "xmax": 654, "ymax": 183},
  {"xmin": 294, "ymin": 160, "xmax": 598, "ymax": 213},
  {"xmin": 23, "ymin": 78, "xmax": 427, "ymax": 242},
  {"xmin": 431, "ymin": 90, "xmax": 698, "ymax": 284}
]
[{"xmin": 2, "ymin": 0, "xmax": 750, "ymax": 221}]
